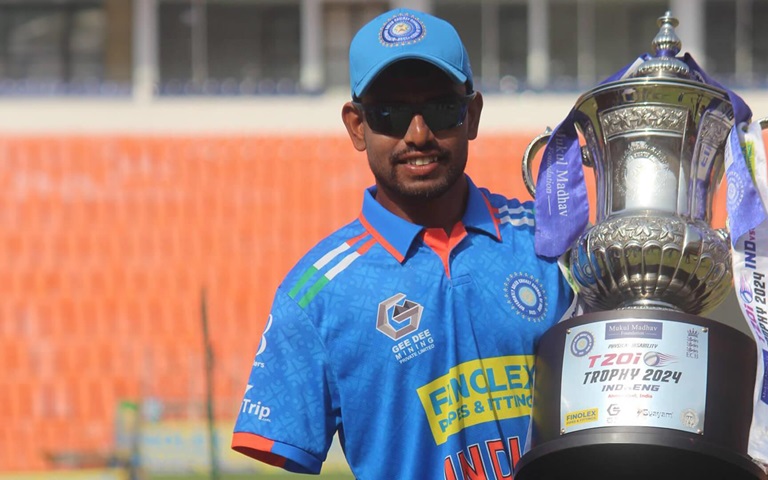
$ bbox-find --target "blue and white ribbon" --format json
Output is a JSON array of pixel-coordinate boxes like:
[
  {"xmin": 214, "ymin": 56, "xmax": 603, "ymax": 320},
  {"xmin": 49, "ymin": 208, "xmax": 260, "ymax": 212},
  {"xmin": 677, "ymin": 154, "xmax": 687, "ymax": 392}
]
[{"xmin": 729, "ymin": 120, "xmax": 768, "ymax": 468}]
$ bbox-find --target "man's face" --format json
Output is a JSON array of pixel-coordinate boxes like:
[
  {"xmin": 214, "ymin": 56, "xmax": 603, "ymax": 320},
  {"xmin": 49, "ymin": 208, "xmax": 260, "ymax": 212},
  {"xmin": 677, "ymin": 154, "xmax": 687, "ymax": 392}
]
[{"xmin": 343, "ymin": 61, "xmax": 482, "ymax": 203}]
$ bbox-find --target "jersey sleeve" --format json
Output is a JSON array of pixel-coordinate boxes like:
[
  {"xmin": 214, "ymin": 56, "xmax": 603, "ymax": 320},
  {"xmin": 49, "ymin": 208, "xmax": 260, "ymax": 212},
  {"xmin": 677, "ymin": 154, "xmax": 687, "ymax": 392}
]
[{"xmin": 231, "ymin": 287, "xmax": 340, "ymax": 474}]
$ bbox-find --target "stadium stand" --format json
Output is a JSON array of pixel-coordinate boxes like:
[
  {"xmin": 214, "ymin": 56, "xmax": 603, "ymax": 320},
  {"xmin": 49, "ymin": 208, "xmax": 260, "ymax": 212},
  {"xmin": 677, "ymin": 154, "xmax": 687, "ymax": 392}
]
[{"xmin": 0, "ymin": 132, "xmax": 557, "ymax": 473}]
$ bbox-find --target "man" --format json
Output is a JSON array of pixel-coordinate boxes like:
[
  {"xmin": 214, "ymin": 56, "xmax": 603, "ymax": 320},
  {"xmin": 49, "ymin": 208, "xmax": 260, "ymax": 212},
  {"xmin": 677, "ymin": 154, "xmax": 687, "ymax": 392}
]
[{"xmin": 232, "ymin": 8, "xmax": 575, "ymax": 479}]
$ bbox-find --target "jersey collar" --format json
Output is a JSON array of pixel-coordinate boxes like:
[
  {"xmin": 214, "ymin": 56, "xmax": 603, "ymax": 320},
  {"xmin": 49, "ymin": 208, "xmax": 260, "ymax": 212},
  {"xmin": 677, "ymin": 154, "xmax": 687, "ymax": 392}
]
[{"xmin": 359, "ymin": 176, "xmax": 501, "ymax": 263}]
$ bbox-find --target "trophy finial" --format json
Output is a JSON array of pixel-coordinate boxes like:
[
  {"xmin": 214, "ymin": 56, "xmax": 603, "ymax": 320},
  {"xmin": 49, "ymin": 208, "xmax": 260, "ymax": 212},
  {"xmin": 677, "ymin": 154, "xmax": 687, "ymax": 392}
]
[
  {"xmin": 633, "ymin": 10, "xmax": 691, "ymax": 79},
  {"xmin": 652, "ymin": 11, "xmax": 682, "ymax": 57}
]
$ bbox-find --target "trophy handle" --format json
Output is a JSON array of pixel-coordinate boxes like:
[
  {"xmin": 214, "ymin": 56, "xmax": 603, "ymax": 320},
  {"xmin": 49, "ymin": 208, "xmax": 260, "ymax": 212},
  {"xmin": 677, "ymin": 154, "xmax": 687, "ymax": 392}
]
[
  {"xmin": 521, "ymin": 128, "xmax": 552, "ymax": 198},
  {"xmin": 715, "ymin": 227, "xmax": 730, "ymax": 246},
  {"xmin": 521, "ymin": 128, "xmax": 593, "ymax": 198}
]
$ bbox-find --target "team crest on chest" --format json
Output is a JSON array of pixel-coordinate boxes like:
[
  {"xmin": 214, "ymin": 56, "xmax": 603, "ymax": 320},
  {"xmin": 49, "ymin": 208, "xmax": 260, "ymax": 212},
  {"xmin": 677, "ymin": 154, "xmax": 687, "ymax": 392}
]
[{"xmin": 504, "ymin": 272, "xmax": 547, "ymax": 322}]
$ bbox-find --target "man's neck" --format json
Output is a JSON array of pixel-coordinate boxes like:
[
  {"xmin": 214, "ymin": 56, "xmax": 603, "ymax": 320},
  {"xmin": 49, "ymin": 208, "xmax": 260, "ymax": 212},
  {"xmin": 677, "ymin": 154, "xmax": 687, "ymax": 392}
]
[{"xmin": 375, "ymin": 178, "xmax": 469, "ymax": 234}]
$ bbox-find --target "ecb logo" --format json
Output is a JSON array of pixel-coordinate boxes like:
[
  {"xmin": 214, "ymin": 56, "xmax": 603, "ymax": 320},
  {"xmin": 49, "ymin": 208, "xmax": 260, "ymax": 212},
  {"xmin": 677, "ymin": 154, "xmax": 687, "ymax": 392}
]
[{"xmin": 376, "ymin": 293, "xmax": 423, "ymax": 340}]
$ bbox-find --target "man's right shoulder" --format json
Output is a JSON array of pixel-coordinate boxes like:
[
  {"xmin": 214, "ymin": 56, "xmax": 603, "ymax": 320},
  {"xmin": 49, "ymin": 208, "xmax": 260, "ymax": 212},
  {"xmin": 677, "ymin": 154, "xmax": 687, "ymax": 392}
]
[{"xmin": 279, "ymin": 218, "xmax": 369, "ymax": 292}]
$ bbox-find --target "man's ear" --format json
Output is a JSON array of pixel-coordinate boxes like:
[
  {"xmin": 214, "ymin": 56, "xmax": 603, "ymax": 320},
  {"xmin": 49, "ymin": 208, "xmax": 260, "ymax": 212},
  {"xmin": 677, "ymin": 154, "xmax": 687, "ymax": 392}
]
[
  {"xmin": 342, "ymin": 102, "xmax": 367, "ymax": 152},
  {"xmin": 466, "ymin": 92, "xmax": 483, "ymax": 141}
]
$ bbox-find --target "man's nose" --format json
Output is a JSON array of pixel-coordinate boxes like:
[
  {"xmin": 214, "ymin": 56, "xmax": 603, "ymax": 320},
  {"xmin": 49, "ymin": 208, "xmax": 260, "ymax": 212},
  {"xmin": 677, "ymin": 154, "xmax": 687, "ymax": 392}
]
[{"xmin": 403, "ymin": 114, "xmax": 435, "ymax": 145}]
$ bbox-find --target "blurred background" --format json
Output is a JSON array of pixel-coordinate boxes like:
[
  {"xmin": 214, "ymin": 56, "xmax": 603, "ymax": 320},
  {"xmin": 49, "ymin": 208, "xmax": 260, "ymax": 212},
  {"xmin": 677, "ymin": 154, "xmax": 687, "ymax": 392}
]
[{"xmin": 1, "ymin": 0, "xmax": 767, "ymax": 479}]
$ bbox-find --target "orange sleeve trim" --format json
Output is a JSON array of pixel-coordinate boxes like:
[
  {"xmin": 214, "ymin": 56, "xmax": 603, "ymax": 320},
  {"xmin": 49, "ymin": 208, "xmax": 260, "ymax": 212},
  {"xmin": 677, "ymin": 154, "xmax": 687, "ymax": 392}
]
[{"xmin": 231, "ymin": 432, "xmax": 286, "ymax": 469}]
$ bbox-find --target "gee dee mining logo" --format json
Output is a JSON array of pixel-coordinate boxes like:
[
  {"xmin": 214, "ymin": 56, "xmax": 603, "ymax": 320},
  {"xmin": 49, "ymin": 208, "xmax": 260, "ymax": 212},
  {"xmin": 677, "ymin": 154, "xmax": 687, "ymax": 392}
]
[
  {"xmin": 377, "ymin": 293, "xmax": 434, "ymax": 364},
  {"xmin": 377, "ymin": 293, "xmax": 423, "ymax": 340}
]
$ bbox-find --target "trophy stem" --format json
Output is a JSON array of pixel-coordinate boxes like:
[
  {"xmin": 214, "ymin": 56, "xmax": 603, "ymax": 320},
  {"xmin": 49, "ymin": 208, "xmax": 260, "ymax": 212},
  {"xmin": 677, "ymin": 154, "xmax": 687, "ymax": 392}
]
[{"xmin": 615, "ymin": 299, "xmax": 681, "ymax": 311}]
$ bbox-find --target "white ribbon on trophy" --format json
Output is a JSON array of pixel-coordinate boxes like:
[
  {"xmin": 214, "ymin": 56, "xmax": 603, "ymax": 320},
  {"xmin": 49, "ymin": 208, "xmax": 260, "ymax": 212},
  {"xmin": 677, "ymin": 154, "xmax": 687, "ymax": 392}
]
[{"xmin": 728, "ymin": 120, "xmax": 768, "ymax": 469}]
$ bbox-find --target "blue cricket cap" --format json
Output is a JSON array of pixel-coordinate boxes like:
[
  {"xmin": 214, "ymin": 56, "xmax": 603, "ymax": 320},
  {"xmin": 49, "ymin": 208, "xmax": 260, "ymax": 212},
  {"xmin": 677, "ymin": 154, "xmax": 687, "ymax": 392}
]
[{"xmin": 349, "ymin": 8, "xmax": 474, "ymax": 99}]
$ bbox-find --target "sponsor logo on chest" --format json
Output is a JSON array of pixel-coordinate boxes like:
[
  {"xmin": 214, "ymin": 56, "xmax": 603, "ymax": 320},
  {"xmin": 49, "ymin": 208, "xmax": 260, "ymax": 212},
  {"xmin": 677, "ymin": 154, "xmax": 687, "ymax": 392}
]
[{"xmin": 376, "ymin": 293, "xmax": 435, "ymax": 364}]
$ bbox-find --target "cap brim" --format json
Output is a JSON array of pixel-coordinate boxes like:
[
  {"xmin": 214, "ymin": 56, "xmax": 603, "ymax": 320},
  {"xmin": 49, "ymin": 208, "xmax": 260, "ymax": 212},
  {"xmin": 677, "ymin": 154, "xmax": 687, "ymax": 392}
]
[{"xmin": 352, "ymin": 53, "xmax": 468, "ymax": 98}]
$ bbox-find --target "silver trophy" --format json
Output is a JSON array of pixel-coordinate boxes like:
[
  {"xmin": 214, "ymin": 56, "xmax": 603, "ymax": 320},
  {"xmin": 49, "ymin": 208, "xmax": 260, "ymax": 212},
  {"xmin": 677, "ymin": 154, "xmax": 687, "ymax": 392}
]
[{"xmin": 516, "ymin": 12, "xmax": 767, "ymax": 480}]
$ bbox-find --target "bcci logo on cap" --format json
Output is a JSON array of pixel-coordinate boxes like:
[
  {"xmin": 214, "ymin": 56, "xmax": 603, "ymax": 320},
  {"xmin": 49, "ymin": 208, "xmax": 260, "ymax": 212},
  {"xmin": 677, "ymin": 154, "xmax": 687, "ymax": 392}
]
[
  {"xmin": 379, "ymin": 13, "xmax": 426, "ymax": 47},
  {"xmin": 377, "ymin": 293, "xmax": 423, "ymax": 340}
]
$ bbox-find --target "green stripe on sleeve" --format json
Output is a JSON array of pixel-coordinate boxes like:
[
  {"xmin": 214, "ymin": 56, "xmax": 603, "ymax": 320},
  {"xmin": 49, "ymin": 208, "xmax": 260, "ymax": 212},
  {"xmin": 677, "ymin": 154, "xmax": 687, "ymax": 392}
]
[
  {"xmin": 298, "ymin": 276, "xmax": 330, "ymax": 308},
  {"xmin": 288, "ymin": 266, "xmax": 319, "ymax": 299}
]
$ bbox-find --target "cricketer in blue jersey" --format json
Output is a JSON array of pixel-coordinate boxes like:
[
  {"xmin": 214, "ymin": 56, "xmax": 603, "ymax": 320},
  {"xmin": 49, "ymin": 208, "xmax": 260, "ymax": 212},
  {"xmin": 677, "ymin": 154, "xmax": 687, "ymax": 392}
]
[{"xmin": 232, "ymin": 7, "xmax": 576, "ymax": 479}]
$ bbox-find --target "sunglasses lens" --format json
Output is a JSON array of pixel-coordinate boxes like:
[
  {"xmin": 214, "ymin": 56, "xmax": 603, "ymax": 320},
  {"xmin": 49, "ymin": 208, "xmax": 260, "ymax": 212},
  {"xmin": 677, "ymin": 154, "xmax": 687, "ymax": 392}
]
[
  {"xmin": 361, "ymin": 96, "xmax": 470, "ymax": 136},
  {"xmin": 422, "ymin": 102, "xmax": 466, "ymax": 132},
  {"xmin": 365, "ymin": 105, "xmax": 413, "ymax": 136}
]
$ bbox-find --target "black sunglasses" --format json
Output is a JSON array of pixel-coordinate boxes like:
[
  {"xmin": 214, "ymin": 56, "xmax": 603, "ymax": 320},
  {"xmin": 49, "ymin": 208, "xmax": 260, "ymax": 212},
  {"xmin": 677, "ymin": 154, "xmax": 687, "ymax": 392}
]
[{"xmin": 353, "ymin": 93, "xmax": 475, "ymax": 137}]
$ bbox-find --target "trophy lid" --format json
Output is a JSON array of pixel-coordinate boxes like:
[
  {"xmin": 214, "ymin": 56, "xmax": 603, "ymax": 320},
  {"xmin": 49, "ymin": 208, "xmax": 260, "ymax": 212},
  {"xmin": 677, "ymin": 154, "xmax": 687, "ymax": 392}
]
[
  {"xmin": 630, "ymin": 11, "xmax": 696, "ymax": 80},
  {"xmin": 574, "ymin": 10, "xmax": 729, "ymax": 110}
]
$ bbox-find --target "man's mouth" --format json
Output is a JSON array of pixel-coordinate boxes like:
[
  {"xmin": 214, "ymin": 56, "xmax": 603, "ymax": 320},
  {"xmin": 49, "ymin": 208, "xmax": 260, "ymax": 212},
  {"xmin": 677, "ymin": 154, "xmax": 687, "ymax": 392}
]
[{"xmin": 404, "ymin": 156, "xmax": 438, "ymax": 166}]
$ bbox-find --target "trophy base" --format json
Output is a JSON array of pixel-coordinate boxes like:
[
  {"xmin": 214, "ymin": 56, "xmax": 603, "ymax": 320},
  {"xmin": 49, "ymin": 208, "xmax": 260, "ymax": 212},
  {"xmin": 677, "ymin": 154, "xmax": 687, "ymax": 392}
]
[
  {"xmin": 514, "ymin": 427, "xmax": 765, "ymax": 480},
  {"xmin": 515, "ymin": 309, "xmax": 766, "ymax": 480}
]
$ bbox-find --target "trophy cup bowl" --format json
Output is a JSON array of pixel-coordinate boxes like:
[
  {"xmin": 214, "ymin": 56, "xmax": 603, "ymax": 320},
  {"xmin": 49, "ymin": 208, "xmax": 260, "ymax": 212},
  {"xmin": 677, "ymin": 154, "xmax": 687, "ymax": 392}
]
[
  {"xmin": 565, "ymin": 76, "xmax": 735, "ymax": 315},
  {"xmin": 515, "ymin": 12, "xmax": 767, "ymax": 480}
]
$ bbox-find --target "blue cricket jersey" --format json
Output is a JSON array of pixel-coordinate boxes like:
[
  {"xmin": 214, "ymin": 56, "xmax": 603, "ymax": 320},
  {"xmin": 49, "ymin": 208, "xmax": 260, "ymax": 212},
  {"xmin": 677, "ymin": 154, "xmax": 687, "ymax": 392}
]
[{"xmin": 232, "ymin": 176, "xmax": 574, "ymax": 479}]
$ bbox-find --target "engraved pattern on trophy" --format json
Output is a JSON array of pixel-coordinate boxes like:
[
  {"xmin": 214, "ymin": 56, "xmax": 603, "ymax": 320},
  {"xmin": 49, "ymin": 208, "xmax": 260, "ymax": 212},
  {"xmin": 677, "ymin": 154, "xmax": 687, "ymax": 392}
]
[
  {"xmin": 691, "ymin": 110, "xmax": 732, "ymax": 219},
  {"xmin": 571, "ymin": 215, "xmax": 731, "ymax": 314},
  {"xmin": 621, "ymin": 141, "xmax": 675, "ymax": 206},
  {"xmin": 600, "ymin": 105, "xmax": 687, "ymax": 138},
  {"xmin": 698, "ymin": 111, "xmax": 731, "ymax": 147}
]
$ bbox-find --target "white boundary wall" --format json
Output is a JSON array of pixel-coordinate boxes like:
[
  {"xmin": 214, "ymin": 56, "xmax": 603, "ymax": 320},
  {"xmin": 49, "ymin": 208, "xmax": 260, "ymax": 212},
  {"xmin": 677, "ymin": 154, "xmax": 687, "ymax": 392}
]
[{"xmin": 4, "ymin": 90, "xmax": 768, "ymax": 134}]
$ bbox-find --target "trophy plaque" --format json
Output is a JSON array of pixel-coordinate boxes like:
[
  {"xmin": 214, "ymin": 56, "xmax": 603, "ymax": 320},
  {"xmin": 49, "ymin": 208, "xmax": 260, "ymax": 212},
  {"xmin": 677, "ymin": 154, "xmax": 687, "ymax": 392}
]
[{"xmin": 516, "ymin": 12, "xmax": 767, "ymax": 480}]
